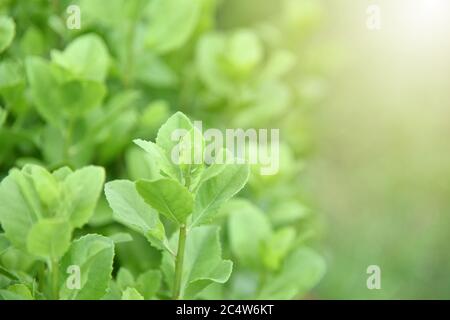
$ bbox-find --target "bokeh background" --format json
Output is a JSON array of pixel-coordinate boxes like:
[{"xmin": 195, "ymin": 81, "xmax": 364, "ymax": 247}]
[
  {"xmin": 307, "ymin": 0, "xmax": 450, "ymax": 299},
  {"xmin": 1, "ymin": 0, "xmax": 450, "ymax": 299}
]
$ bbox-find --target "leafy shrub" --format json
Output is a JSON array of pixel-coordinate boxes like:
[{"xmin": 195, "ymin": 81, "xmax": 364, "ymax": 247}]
[{"xmin": 0, "ymin": 0, "xmax": 327, "ymax": 300}]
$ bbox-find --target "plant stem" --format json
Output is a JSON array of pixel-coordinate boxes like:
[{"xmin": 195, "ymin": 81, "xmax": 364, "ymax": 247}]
[
  {"xmin": 51, "ymin": 259, "xmax": 59, "ymax": 300},
  {"xmin": 173, "ymin": 225, "xmax": 187, "ymax": 300}
]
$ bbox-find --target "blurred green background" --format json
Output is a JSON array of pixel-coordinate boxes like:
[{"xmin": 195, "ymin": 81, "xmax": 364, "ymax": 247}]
[
  {"xmin": 1, "ymin": 0, "xmax": 450, "ymax": 299},
  {"xmin": 307, "ymin": 0, "xmax": 450, "ymax": 299}
]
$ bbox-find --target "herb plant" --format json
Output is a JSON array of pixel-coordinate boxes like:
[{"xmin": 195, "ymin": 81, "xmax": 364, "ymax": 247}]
[
  {"xmin": 105, "ymin": 112, "xmax": 250, "ymax": 299},
  {"xmin": 0, "ymin": 164, "xmax": 110, "ymax": 299},
  {"xmin": 0, "ymin": 0, "xmax": 327, "ymax": 300}
]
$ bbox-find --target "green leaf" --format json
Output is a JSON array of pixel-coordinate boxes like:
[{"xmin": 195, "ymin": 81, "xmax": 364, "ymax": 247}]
[
  {"xmin": 29, "ymin": 165, "xmax": 60, "ymax": 208},
  {"xmin": 225, "ymin": 29, "xmax": 262, "ymax": 77},
  {"xmin": 62, "ymin": 166, "xmax": 105, "ymax": 228},
  {"xmin": 0, "ymin": 164, "xmax": 105, "ymax": 263},
  {"xmin": 262, "ymin": 227, "xmax": 296, "ymax": 271},
  {"xmin": 113, "ymin": 231, "xmax": 163, "ymax": 276},
  {"xmin": 51, "ymin": 33, "xmax": 110, "ymax": 82},
  {"xmin": 177, "ymin": 127, "xmax": 205, "ymax": 185},
  {"xmin": 145, "ymin": 0, "xmax": 201, "ymax": 54},
  {"xmin": 101, "ymin": 280, "xmax": 121, "ymax": 300},
  {"xmin": 133, "ymin": 139, "xmax": 179, "ymax": 180},
  {"xmin": 234, "ymin": 81, "xmax": 291, "ymax": 127},
  {"xmin": 40, "ymin": 126, "xmax": 65, "ymax": 166},
  {"xmin": 258, "ymin": 247, "xmax": 326, "ymax": 299},
  {"xmin": 25, "ymin": 57, "xmax": 66, "ymax": 126},
  {"xmin": 196, "ymin": 33, "xmax": 233, "ymax": 96},
  {"xmin": 0, "ymin": 253, "xmax": 36, "ymax": 281},
  {"xmin": 135, "ymin": 54, "xmax": 178, "ymax": 87},
  {"xmin": 156, "ymin": 112, "xmax": 193, "ymax": 164},
  {"xmin": 0, "ymin": 107, "xmax": 6, "ymax": 129},
  {"xmin": 191, "ymin": 163, "xmax": 250, "ymax": 226},
  {"xmin": 260, "ymin": 50, "xmax": 296, "ymax": 81},
  {"xmin": 268, "ymin": 200, "xmax": 309, "ymax": 227},
  {"xmin": 0, "ymin": 169, "xmax": 40, "ymax": 250},
  {"xmin": 227, "ymin": 199, "xmax": 272, "ymax": 269},
  {"xmin": 136, "ymin": 270, "xmax": 161, "ymax": 299},
  {"xmin": 0, "ymin": 284, "xmax": 33, "ymax": 300},
  {"xmin": 116, "ymin": 268, "xmax": 135, "ymax": 289},
  {"xmin": 0, "ymin": 16, "xmax": 15, "ymax": 53},
  {"xmin": 0, "ymin": 59, "xmax": 24, "ymax": 90},
  {"xmin": 0, "ymin": 265, "xmax": 19, "ymax": 281},
  {"xmin": 138, "ymin": 100, "xmax": 170, "ymax": 135},
  {"xmin": 136, "ymin": 178, "xmax": 193, "ymax": 225},
  {"xmin": 155, "ymin": 111, "xmax": 193, "ymax": 148},
  {"xmin": 0, "ymin": 233, "xmax": 10, "ymax": 255},
  {"xmin": 80, "ymin": 0, "xmax": 147, "ymax": 26},
  {"xmin": 125, "ymin": 146, "xmax": 159, "ymax": 181},
  {"xmin": 52, "ymin": 166, "xmax": 73, "ymax": 181},
  {"xmin": 105, "ymin": 180, "xmax": 166, "ymax": 250},
  {"xmin": 79, "ymin": 0, "xmax": 126, "ymax": 26},
  {"xmin": 58, "ymin": 80, "xmax": 106, "ymax": 116},
  {"xmin": 26, "ymin": 57, "xmax": 106, "ymax": 124},
  {"xmin": 162, "ymin": 226, "xmax": 232, "ymax": 299},
  {"xmin": 88, "ymin": 198, "xmax": 114, "ymax": 227},
  {"xmin": 26, "ymin": 219, "xmax": 72, "ymax": 260},
  {"xmin": 19, "ymin": 26, "xmax": 45, "ymax": 56},
  {"xmin": 108, "ymin": 232, "xmax": 133, "ymax": 244},
  {"xmin": 121, "ymin": 287, "xmax": 144, "ymax": 300},
  {"xmin": 59, "ymin": 234, "xmax": 114, "ymax": 300},
  {"xmin": 194, "ymin": 148, "xmax": 231, "ymax": 191}
]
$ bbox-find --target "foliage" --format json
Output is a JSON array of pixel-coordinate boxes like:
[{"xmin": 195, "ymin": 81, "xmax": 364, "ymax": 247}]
[{"xmin": 0, "ymin": 0, "xmax": 326, "ymax": 300}]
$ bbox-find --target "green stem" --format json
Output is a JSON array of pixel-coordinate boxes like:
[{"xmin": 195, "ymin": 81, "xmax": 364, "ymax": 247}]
[
  {"xmin": 173, "ymin": 225, "xmax": 187, "ymax": 300},
  {"xmin": 184, "ymin": 173, "xmax": 191, "ymax": 191},
  {"xmin": 51, "ymin": 259, "xmax": 59, "ymax": 300}
]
